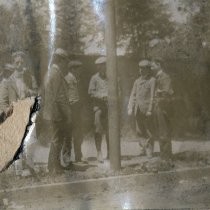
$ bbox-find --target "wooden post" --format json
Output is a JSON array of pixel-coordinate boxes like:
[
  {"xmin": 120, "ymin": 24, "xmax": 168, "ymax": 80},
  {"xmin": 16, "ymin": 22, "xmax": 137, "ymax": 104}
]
[{"xmin": 105, "ymin": 0, "xmax": 121, "ymax": 170}]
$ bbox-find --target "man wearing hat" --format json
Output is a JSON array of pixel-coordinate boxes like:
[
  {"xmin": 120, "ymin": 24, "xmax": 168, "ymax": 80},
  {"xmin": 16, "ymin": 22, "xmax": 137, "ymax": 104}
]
[
  {"xmin": 151, "ymin": 59, "xmax": 174, "ymax": 160},
  {"xmin": 88, "ymin": 56, "xmax": 109, "ymax": 162},
  {"xmin": 63, "ymin": 60, "xmax": 84, "ymax": 163},
  {"xmin": 128, "ymin": 59, "xmax": 156, "ymax": 158},
  {"xmin": 0, "ymin": 64, "xmax": 15, "ymax": 123},
  {"xmin": 43, "ymin": 48, "xmax": 72, "ymax": 174}
]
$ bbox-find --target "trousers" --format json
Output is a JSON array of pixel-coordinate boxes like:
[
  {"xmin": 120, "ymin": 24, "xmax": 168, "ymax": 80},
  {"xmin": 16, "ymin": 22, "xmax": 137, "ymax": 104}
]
[
  {"xmin": 48, "ymin": 120, "xmax": 71, "ymax": 171},
  {"xmin": 136, "ymin": 108, "xmax": 154, "ymax": 154},
  {"xmin": 154, "ymin": 100, "xmax": 172, "ymax": 159}
]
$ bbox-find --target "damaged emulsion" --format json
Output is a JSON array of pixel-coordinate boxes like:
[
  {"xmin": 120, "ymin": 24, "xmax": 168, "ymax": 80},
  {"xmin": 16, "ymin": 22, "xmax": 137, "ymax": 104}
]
[{"xmin": 1, "ymin": 96, "xmax": 41, "ymax": 173}]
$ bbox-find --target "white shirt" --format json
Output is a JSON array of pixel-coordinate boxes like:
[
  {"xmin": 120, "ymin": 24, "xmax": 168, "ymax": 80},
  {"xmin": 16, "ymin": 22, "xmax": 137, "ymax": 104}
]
[{"xmin": 88, "ymin": 73, "xmax": 108, "ymax": 99}]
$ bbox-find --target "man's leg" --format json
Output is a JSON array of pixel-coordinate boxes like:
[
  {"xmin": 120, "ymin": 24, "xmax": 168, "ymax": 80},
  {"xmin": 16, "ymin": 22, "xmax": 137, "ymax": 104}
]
[
  {"xmin": 48, "ymin": 121, "xmax": 64, "ymax": 173},
  {"xmin": 73, "ymin": 128, "xmax": 83, "ymax": 162},
  {"xmin": 145, "ymin": 115, "xmax": 155, "ymax": 158},
  {"xmin": 62, "ymin": 131, "xmax": 72, "ymax": 166},
  {"xmin": 94, "ymin": 108, "xmax": 103, "ymax": 162},
  {"xmin": 71, "ymin": 103, "xmax": 83, "ymax": 162},
  {"xmin": 105, "ymin": 129, "xmax": 109, "ymax": 160},
  {"xmin": 136, "ymin": 109, "xmax": 148, "ymax": 156},
  {"xmin": 156, "ymin": 107, "xmax": 172, "ymax": 159}
]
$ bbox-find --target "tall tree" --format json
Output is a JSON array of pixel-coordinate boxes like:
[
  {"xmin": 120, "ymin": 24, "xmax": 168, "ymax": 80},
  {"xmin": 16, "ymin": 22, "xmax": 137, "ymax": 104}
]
[{"xmin": 116, "ymin": 0, "xmax": 174, "ymax": 57}]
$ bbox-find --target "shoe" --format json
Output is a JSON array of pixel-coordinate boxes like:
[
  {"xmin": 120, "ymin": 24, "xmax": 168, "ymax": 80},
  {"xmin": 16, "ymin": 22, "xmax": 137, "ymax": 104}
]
[
  {"xmin": 75, "ymin": 157, "xmax": 88, "ymax": 164},
  {"xmin": 146, "ymin": 148, "xmax": 153, "ymax": 159},
  {"xmin": 105, "ymin": 154, "xmax": 109, "ymax": 160},
  {"xmin": 97, "ymin": 151, "xmax": 104, "ymax": 163},
  {"xmin": 139, "ymin": 149, "xmax": 146, "ymax": 156},
  {"xmin": 48, "ymin": 168, "xmax": 64, "ymax": 175},
  {"xmin": 64, "ymin": 162, "xmax": 74, "ymax": 170}
]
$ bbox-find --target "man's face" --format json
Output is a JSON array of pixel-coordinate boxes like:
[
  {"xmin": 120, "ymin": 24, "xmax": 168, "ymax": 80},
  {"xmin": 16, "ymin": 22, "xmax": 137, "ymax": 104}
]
[
  {"xmin": 58, "ymin": 57, "xmax": 68, "ymax": 71},
  {"xmin": 71, "ymin": 66, "xmax": 82, "ymax": 77},
  {"xmin": 139, "ymin": 66, "xmax": 150, "ymax": 76},
  {"xmin": 151, "ymin": 62, "xmax": 161, "ymax": 74},
  {"xmin": 14, "ymin": 56, "xmax": 24, "ymax": 72},
  {"xmin": 97, "ymin": 63, "xmax": 106, "ymax": 78}
]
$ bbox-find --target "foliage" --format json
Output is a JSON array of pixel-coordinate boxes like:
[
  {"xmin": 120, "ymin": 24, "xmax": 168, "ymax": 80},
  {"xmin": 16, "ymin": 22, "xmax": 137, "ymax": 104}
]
[{"xmin": 116, "ymin": 0, "xmax": 174, "ymax": 57}]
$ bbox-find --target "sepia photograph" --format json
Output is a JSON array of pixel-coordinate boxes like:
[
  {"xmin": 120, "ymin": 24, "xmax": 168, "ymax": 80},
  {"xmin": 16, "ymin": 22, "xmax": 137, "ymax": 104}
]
[{"xmin": 1, "ymin": 0, "xmax": 210, "ymax": 209}]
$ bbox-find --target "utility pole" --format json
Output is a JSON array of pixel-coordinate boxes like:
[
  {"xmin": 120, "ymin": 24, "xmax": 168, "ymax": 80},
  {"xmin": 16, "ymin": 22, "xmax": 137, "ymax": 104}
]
[{"xmin": 105, "ymin": 0, "xmax": 121, "ymax": 170}]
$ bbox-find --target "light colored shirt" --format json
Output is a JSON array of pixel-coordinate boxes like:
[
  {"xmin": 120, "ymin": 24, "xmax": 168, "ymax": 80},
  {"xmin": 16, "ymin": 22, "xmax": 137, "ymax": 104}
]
[
  {"xmin": 65, "ymin": 72, "xmax": 79, "ymax": 104},
  {"xmin": 10, "ymin": 71, "xmax": 27, "ymax": 99},
  {"xmin": 88, "ymin": 73, "xmax": 108, "ymax": 99}
]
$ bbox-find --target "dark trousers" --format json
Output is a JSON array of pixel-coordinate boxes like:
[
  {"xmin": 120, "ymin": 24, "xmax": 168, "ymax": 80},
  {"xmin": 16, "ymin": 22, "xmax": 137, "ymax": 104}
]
[
  {"xmin": 136, "ymin": 108, "xmax": 154, "ymax": 152},
  {"xmin": 48, "ymin": 120, "xmax": 71, "ymax": 172},
  {"xmin": 154, "ymin": 102, "xmax": 172, "ymax": 159},
  {"xmin": 93, "ymin": 98, "xmax": 109, "ymax": 157},
  {"xmin": 70, "ymin": 102, "xmax": 83, "ymax": 161}
]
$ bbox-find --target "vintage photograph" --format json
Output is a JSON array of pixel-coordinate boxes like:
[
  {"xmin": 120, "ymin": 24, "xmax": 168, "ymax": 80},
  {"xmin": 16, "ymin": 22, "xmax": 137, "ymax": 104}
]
[{"xmin": 1, "ymin": 0, "xmax": 210, "ymax": 209}]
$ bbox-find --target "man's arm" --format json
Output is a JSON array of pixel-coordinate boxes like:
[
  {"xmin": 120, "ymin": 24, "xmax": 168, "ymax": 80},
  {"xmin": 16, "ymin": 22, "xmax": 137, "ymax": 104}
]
[
  {"xmin": 147, "ymin": 77, "xmax": 156, "ymax": 115},
  {"xmin": 0, "ymin": 82, "xmax": 9, "ymax": 113},
  {"xmin": 157, "ymin": 75, "xmax": 174, "ymax": 97},
  {"xmin": 88, "ymin": 76, "xmax": 96, "ymax": 98},
  {"xmin": 0, "ymin": 82, "xmax": 13, "ymax": 122},
  {"xmin": 128, "ymin": 80, "xmax": 137, "ymax": 115}
]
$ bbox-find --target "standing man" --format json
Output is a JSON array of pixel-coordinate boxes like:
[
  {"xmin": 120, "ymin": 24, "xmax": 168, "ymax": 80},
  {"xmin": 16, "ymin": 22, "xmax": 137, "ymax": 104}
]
[
  {"xmin": 64, "ymin": 60, "xmax": 83, "ymax": 163},
  {"xmin": 43, "ymin": 48, "xmax": 72, "ymax": 174},
  {"xmin": 151, "ymin": 59, "xmax": 174, "ymax": 160},
  {"xmin": 88, "ymin": 57, "xmax": 109, "ymax": 162},
  {"xmin": 0, "ymin": 64, "xmax": 15, "ymax": 123},
  {"xmin": 128, "ymin": 60, "xmax": 156, "ymax": 158},
  {"xmin": 11, "ymin": 51, "xmax": 38, "ymax": 97}
]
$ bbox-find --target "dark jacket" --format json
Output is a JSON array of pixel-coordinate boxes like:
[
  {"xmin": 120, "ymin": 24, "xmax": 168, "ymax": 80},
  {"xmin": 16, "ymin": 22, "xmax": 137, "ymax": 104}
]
[{"xmin": 43, "ymin": 64, "xmax": 71, "ymax": 122}]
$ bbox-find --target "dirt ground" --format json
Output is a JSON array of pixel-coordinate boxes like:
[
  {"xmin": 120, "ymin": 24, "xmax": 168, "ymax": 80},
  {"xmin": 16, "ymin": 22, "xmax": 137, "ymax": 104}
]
[
  {"xmin": 1, "ymin": 150, "xmax": 210, "ymax": 191},
  {"xmin": 1, "ymin": 167, "xmax": 210, "ymax": 209}
]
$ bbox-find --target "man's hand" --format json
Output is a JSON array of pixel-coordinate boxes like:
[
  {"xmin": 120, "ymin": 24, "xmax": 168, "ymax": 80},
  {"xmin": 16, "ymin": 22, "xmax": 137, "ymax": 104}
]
[{"xmin": 128, "ymin": 108, "xmax": 133, "ymax": 116}]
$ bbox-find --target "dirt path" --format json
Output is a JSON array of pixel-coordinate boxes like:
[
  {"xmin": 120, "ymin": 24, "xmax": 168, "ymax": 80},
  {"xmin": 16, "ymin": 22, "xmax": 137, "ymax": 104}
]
[{"xmin": 2, "ymin": 169, "xmax": 210, "ymax": 209}]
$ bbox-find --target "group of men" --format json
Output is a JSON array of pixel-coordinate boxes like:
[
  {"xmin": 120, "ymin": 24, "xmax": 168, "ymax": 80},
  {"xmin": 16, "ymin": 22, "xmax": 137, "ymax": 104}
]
[
  {"xmin": 128, "ymin": 59, "xmax": 174, "ymax": 160},
  {"xmin": 0, "ymin": 51, "xmax": 37, "ymax": 123},
  {"xmin": 0, "ymin": 48, "xmax": 174, "ymax": 175},
  {"xmin": 43, "ymin": 48, "xmax": 174, "ymax": 175},
  {"xmin": 43, "ymin": 49, "xmax": 109, "ymax": 174}
]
